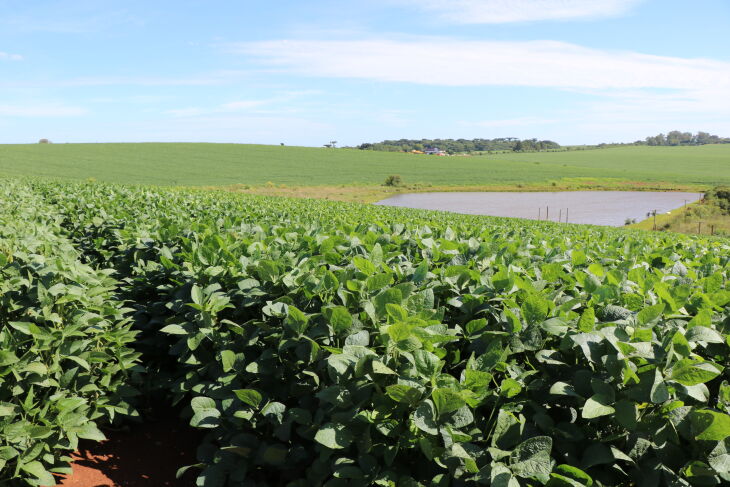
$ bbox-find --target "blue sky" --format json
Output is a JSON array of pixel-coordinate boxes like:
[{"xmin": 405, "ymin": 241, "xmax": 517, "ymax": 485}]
[{"xmin": 1, "ymin": 0, "xmax": 729, "ymax": 146}]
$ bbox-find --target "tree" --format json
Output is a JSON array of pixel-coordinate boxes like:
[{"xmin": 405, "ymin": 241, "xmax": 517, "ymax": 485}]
[{"xmin": 38, "ymin": 138, "xmax": 50, "ymax": 144}]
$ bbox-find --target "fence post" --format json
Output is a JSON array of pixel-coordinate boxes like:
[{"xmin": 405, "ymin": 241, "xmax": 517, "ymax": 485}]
[
  {"xmin": 698, "ymin": 222, "xmax": 702, "ymax": 234},
  {"xmin": 711, "ymin": 225, "xmax": 715, "ymax": 236},
  {"xmin": 566, "ymin": 208, "xmax": 568, "ymax": 223},
  {"xmin": 558, "ymin": 209, "xmax": 562, "ymax": 223},
  {"xmin": 546, "ymin": 206, "xmax": 549, "ymax": 221},
  {"xmin": 538, "ymin": 208, "xmax": 541, "ymax": 220}
]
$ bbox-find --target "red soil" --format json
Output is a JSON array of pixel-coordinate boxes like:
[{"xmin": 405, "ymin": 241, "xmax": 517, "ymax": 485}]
[{"xmin": 51, "ymin": 416, "xmax": 201, "ymax": 487}]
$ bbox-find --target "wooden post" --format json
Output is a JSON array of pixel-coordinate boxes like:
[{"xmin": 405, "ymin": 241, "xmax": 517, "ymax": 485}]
[
  {"xmin": 653, "ymin": 210, "xmax": 657, "ymax": 231},
  {"xmin": 538, "ymin": 208, "xmax": 541, "ymax": 220},
  {"xmin": 558, "ymin": 208, "xmax": 562, "ymax": 223},
  {"xmin": 546, "ymin": 206, "xmax": 549, "ymax": 221},
  {"xmin": 566, "ymin": 208, "xmax": 568, "ymax": 223},
  {"xmin": 711, "ymin": 225, "xmax": 715, "ymax": 236},
  {"xmin": 698, "ymin": 222, "xmax": 702, "ymax": 234}
]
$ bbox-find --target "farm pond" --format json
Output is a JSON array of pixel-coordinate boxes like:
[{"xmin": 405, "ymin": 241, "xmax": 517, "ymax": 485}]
[{"xmin": 375, "ymin": 191, "xmax": 702, "ymax": 227}]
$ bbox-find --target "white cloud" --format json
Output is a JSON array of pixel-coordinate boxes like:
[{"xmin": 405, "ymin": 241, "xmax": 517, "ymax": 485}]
[
  {"xmin": 231, "ymin": 37, "xmax": 730, "ymax": 144},
  {"xmin": 0, "ymin": 104, "xmax": 88, "ymax": 117},
  {"xmin": 235, "ymin": 39, "xmax": 730, "ymax": 92},
  {"xmin": 0, "ymin": 51, "xmax": 22, "ymax": 61},
  {"xmin": 396, "ymin": 0, "xmax": 644, "ymax": 23}
]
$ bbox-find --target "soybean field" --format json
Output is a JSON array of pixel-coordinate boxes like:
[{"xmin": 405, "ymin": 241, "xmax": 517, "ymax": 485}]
[{"xmin": 1, "ymin": 179, "xmax": 730, "ymax": 486}]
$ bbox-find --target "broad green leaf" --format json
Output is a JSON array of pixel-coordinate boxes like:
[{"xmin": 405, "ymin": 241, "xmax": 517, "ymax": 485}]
[
  {"xmin": 314, "ymin": 423, "xmax": 354, "ymax": 449},
  {"xmin": 691, "ymin": 410, "xmax": 730, "ymax": 441},
  {"xmin": 353, "ymin": 256, "xmax": 376, "ymax": 275},
  {"xmin": 510, "ymin": 436, "xmax": 553, "ymax": 479},
  {"xmin": 522, "ymin": 294, "xmax": 549, "ymax": 325},
  {"xmin": 582, "ymin": 394, "xmax": 615, "ymax": 419},
  {"xmin": 432, "ymin": 388, "xmax": 465, "ymax": 416},
  {"xmin": 670, "ymin": 359, "xmax": 723, "ymax": 386},
  {"xmin": 547, "ymin": 464, "xmax": 594, "ymax": 487},
  {"xmin": 637, "ymin": 303, "xmax": 664, "ymax": 325},
  {"xmin": 685, "ymin": 326, "xmax": 724, "ymax": 344},
  {"xmin": 234, "ymin": 389, "xmax": 262, "ymax": 408},
  {"xmin": 220, "ymin": 350, "xmax": 236, "ymax": 372},
  {"xmin": 577, "ymin": 308, "xmax": 595, "ymax": 333},
  {"xmin": 328, "ymin": 306, "xmax": 352, "ymax": 334},
  {"xmin": 160, "ymin": 324, "xmax": 187, "ymax": 335},
  {"xmin": 413, "ymin": 400, "xmax": 438, "ymax": 435},
  {"xmin": 386, "ymin": 384, "xmax": 421, "ymax": 405},
  {"xmin": 500, "ymin": 378, "xmax": 522, "ymax": 398},
  {"xmin": 20, "ymin": 461, "xmax": 55, "ymax": 486}
]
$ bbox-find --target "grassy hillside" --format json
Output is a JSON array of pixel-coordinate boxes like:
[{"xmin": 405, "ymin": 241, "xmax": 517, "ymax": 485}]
[{"xmin": 0, "ymin": 143, "xmax": 727, "ymax": 189}]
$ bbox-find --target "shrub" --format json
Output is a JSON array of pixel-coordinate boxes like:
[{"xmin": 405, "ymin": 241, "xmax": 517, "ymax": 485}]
[{"xmin": 383, "ymin": 175, "xmax": 402, "ymax": 187}]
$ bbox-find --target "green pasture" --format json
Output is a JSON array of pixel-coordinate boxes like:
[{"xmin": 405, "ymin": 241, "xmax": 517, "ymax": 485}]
[{"xmin": 0, "ymin": 142, "xmax": 727, "ymax": 188}]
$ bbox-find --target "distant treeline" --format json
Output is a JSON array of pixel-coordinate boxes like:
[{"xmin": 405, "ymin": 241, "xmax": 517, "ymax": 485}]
[
  {"xmin": 356, "ymin": 138, "xmax": 561, "ymax": 153},
  {"xmin": 356, "ymin": 131, "xmax": 730, "ymax": 154},
  {"xmin": 639, "ymin": 131, "xmax": 730, "ymax": 146}
]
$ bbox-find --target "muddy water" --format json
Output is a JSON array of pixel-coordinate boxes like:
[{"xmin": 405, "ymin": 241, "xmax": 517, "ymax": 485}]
[{"xmin": 375, "ymin": 191, "xmax": 702, "ymax": 227}]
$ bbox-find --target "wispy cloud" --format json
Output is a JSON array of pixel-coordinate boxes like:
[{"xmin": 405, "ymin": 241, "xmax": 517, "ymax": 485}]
[
  {"xmin": 0, "ymin": 104, "xmax": 88, "ymax": 117},
  {"xmin": 0, "ymin": 51, "xmax": 23, "ymax": 61},
  {"xmin": 234, "ymin": 38, "xmax": 730, "ymax": 91},
  {"xmin": 231, "ymin": 37, "xmax": 730, "ymax": 143},
  {"xmin": 395, "ymin": 0, "xmax": 644, "ymax": 23}
]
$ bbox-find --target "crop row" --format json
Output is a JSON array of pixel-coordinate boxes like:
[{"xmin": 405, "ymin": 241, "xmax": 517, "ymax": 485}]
[{"xmin": 1, "ymin": 180, "xmax": 729, "ymax": 486}]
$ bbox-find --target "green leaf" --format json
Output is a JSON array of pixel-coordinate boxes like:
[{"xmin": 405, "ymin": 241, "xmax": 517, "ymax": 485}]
[
  {"xmin": 432, "ymin": 388, "xmax": 465, "ymax": 416},
  {"xmin": 234, "ymin": 389, "xmax": 262, "ymax": 408},
  {"xmin": 160, "ymin": 324, "xmax": 187, "ymax": 335},
  {"xmin": 412, "ymin": 260, "xmax": 428, "ymax": 283},
  {"xmin": 510, "ymin": 436, "xmax": 553, "ymax": 479},
  {"xmin": 685, "ymin": 326, "xmax": 724, "ymax": 344},
  {"xmin": 21, "ymin": 461, "xmax": 56, "ymax": 486},
  {"xmin": 522, "ymin": 294, "xmax": 549, "ymax": 325},
  {"xmin": 547, "ymin": 464, "xmax": 594, "ymax": 487},
  {"xmin": 385, "ymin": 303, "xmax": 408, "ymax": 321},
  {"xmin": 413, "ymin": 350, "xmax": 442, "ymax": 379},
  {"xmin": 691, "ymin": 410, "xmax": 730, "ymax": 441},
  {"xmin": 465, "ymin": 318, "xmax": 487, "ymax": 336},
  {"xmin": 191, "ymin": 284, "xmax": 204, "ymax": 305},
  {"xmin": 76, "ymin": 423, "xmax": 106, "ymax": 441},
  {"xmin": 582, "ymin": 394, "xmax": 615, "ymax": 419},
  {"xmin": 328, "ymin": 306, "xmax": 352, "ymax": 334},
  {"xmin": 500, "ymin": 378, "xmax": 522, "ymax": 398},
  {"xmin": 636, "ymin": 303, "xmax": 664, "ymax": 325},
  {"xmin": 577, "ymin": 308, "xmax": 595, "ymax": 333},
  {"xmin": 285, "ymin": 305, "xmax": 309, "ymax": 335},
  {"xmin": 413, "ymin": 400, "xmax": 438, "ymax": 435},
  {"xmin": 670, "ymin": 359, "xmax": 723, "ymax": 386},
  {"xmin": 386, "ymin": 384, "xmax": 421, "ymax": 405},
  {"xmin": 550, "ymin": 381, "xmax": 581, "ymax": 397},
  {"xmin": 353, "ymin": 256, "xmax": 376, "ymax": 276},
  {"xmin": 708, "ymin": 440, "xmax": 730, "ymax": 474},
  {"xmin": 314, "ymin": 423, "xmax": 353, "ymax": 449},
  {"xmin": 220, "ymin": 350, "xmax": 236, "ymax": 372}
]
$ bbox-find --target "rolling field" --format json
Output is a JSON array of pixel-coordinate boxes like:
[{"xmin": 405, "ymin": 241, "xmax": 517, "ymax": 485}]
[{"xmin": 0, "ymin": 142, "xmax": 727, "ymax": 189}]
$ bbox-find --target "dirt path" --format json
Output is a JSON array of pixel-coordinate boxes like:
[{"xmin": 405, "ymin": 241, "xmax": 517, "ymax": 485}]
[{"xmin": 51, "ymin": 416, "xmax": 201, "ymax": 487}]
